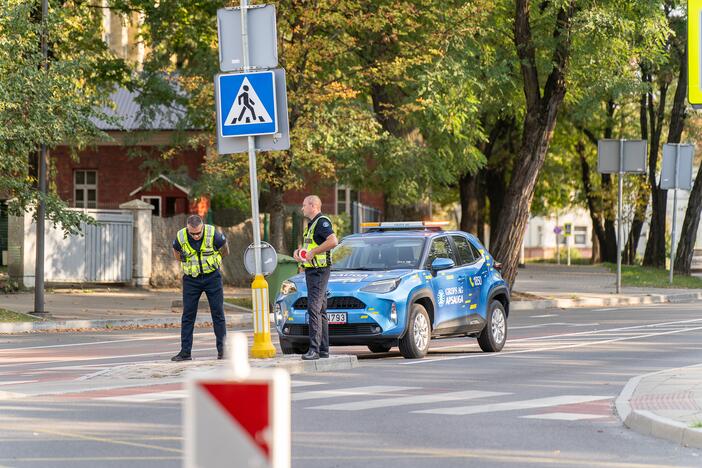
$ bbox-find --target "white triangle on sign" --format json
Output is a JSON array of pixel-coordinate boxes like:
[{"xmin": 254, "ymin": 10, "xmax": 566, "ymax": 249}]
[{"xmin": 224, "ymin": 77, "xmax": 273, "ymax": 126}]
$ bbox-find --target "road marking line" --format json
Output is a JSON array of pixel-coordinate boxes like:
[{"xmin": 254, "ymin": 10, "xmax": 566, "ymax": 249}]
[
  {"xmin": 0, "ymin": 330, "xmax": 253, "ymax": 353},
  {"xmin": 293, "ymin": 386, "xmax": 416, "ymax": 402},
  {"xmin": 405, "ymin": 325, "xmax": 702, "ymax": 365},
  {"xmin": 95, "ymin": 390, "xmax": 186, "ymax": 403},
  {"xmin": 414, "ymin": 395, "xmax": 611, "ymax": 416},
  {"xmin": 520, "ymin": 412, "xmax": 609, "ymax": 421},
  {"xmin": 308, "ymin": 390, "xmax": 508, "ymax": 411},
  {"xmin": 0, "ymin": 380, "xmax": 37, "ymax": 386},
  {"xmin": 291, "ymin": 380, "xmax": 325, "ymax": 388},
  {"xmin": 530, "ymin": 314, "xmax": 559, "ymax": 318}
]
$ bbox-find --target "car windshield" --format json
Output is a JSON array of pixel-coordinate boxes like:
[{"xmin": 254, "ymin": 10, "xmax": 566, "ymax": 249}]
[{"xmin": 332, "ymin": 236, "xmax": 426, "ymax": 271}]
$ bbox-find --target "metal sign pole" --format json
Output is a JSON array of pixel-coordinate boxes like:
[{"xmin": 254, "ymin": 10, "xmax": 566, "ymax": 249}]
[
  {"xmin": 616, "ymin": 139, "xmax": 624, "ymax": 294},
  {"xmin": 669, "ymin": 144, "xmax": 680, "ymax": 284},
  {"xmin": 241, "ymin": 0, "xmax": 262, "ymax": 277},
  {"xmin": 241, "ymin": 0, "xmax": 275, "ymax": 358}
]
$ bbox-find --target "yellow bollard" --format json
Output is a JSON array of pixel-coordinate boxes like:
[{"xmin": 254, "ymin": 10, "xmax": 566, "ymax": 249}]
[{"xmin": 250, "ymin": 274, "xmax": 276, "ymax": 358}]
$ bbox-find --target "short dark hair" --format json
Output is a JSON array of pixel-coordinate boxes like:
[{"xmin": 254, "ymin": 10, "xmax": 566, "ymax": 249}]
[{"xmin": 187, "ymin": 215, "xmax": 203, "ymax": 228}]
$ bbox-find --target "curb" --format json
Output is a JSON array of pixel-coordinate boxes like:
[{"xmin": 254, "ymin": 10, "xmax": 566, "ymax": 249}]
[
  {"xmin": 615, "ymin": 364, "xmax": 702, "ymax": 448},
  {"xmin": 511, "ymin": 292, "xmax": 702, "ymax": 311}
]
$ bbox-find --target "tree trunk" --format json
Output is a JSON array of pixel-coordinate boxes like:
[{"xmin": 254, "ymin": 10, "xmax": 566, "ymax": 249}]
[
  {"xmin": 459, "ymin": 172, "xmax": 480, "ymax": 234},
  {"xmin": 268, "ymin": 184, "xmax": 286, "ymax": 253},
  {"xmin": 676, "ymin": 164, "xmax": 702, "ymax": 274},
  {"xmin": 578, "ymin": 140, "xmax": 612, "ymax": 263},
  {"xmin": 642, "ymin": 74, "xmax": 671, "ymax": 267},
  {"xmin": 672, "ymin": 44, "xmax": 698, "ymax": 274},
  {"xmin": 491, "ymin": 0, "xmax": 575, "ymax": 287}
]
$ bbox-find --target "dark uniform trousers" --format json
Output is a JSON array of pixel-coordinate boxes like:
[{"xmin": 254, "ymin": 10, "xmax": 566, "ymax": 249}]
[
  {"xmin": 305, "ymin": 266, "xmax": 330, "ymax": 354},
  {"xmin": 181, "ymin": 269, "xmax": 226, "ymax": 355}
]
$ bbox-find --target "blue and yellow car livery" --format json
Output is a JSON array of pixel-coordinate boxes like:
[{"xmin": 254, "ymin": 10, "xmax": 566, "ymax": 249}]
[{"xmin": 274, "ymin": 221, "xmax": 510, "ymax": 359}]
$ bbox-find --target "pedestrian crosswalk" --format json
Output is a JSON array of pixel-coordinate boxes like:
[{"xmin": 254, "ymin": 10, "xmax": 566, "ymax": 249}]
[{"xmin": 85, "ymin": 379, "xmax": 613, "ymax": 422}]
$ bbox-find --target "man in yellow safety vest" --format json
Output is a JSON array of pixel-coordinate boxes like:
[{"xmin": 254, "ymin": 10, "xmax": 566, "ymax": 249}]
[
  {"xmin": 171, "ymin": 215, "xmax": 229, "ymax": 361},
  {"xmin": 293, "ymin": 195, "xmax": 338, "ymax": 360}
]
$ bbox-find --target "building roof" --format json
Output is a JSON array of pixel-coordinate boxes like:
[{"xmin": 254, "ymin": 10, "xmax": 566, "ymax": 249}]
[
  {"xmin": 91, "ymin": 87, "xmax": 186, "ymax": 131},
  {"xmin": 129, "ymin": 174, "xmax": 193, "ymax": 197}
]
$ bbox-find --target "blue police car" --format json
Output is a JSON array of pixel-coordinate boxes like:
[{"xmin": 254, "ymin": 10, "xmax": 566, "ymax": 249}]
[{"xmin": 274, "ymin": 221, "xmax": 510, "ymax": 359}]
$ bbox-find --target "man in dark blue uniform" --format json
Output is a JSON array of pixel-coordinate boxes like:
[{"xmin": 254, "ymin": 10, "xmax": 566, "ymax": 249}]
[
  {"xmin": 171, "ymin": 215, "xmax": 229, "ymax": 361},
  {"xmin": 293, "ymin": 195, "xmax": 338, "ymax": 360}
]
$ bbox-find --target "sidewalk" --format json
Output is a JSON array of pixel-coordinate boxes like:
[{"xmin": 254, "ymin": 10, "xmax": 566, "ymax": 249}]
[
  {"xmin": 616, "ymin": 364, "xmax": 702, "ymax": 448},
  {"xmin": 1, "ymin": 264, "xmax": 700, "ymax": 332},
  {"xmin": 511, "ymin": 264, "xmax": 702, "ymax": 311}
]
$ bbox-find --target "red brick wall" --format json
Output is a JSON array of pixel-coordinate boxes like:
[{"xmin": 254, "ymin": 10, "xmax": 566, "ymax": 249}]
[
  {"xmin": 52, "ymin": 144, "xmax": 384, "ymax": 216},
  {"xmin": 51, "ymin": 146, "xmax": 204, "ymax": 211}
]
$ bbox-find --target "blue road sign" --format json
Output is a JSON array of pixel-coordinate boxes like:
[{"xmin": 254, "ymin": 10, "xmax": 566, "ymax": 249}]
[{"xmin": 218, "ymin": 71, "xmax": 277, "ymax": 138}]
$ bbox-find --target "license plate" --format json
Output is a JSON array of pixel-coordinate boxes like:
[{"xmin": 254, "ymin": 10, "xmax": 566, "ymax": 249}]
[{"xmin": 327, "ymin": 312, "xmax": 347, "ymax": 324}]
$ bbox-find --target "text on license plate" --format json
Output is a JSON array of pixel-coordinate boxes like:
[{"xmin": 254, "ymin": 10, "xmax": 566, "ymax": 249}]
[{"xmin": 328, "ymin": 312, "xmax": 347, "ymax": 324}]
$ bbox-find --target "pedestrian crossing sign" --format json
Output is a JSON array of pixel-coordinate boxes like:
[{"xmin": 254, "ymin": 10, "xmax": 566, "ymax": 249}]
[{"xmin": 217, "ymin": 71, "xmax": 278, "ymax": 137}]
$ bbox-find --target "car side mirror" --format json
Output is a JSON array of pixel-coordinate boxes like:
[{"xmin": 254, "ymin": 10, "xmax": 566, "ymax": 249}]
[{"xmin": 431, "ymin": 257, "xmax": 455, "ymax": 274}]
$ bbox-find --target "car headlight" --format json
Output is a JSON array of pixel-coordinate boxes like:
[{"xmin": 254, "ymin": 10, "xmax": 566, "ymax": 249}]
[
  {"xmin": 360, "ymin": 278, "xmax": 401, "ymax": 293},
  {"xmin": 280, "ymin": 280, "xmax": 297, "ymax": 295}
]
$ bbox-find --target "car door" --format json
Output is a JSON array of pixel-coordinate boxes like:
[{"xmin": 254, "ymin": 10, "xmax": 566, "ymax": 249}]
[
  {"xmin": 425, "ymin": 236, "xmax": 463, "ymax": 331},
  {"xmin": 450, "ymin": 235, "xmax": 483, "ymax": 328}
]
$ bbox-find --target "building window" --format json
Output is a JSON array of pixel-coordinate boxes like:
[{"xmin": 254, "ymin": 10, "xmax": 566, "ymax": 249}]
[
  {"xmin": 74, "ymin": 170, "xmax": 97, "ymax": 209},
  {"xmin": 142, "ymin": 196, "xmax": 161, "ymax": 217},
  {"xmin": 336, "ymin": 185, "xmax": 359, "ymax": 215},
  {"xmin": 574, "ymin": 226, "xmax": 587, "ymax": 245}
]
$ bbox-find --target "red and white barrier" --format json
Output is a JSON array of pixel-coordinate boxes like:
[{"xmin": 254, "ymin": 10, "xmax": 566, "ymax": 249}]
[{"xmin": 185, "ymin": 333, "xmax": 290, "ymax": 468}]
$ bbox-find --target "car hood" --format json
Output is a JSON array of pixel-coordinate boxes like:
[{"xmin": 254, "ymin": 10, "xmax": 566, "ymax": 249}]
[{"xmin": 288, "ymin": 269, "xmax": 416, "ymax": 285}]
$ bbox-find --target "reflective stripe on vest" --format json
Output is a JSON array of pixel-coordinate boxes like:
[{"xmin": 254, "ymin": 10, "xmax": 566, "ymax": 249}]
[
  {"xmin": 302, "ymin": 215, "xmax": 332, "ymax": 268},
  {"xmin": 177, "ymin": 224, "xmax": 223, "ymax": 277}
]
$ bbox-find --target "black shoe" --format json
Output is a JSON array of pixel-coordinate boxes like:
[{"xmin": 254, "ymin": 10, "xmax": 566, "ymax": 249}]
[
  {"xmin": 171, "ymin": 352, "xmax": 192, "ymax": 362},
  {"xmin": 320, "ymin": 351, "xmax": 330, "ymax": 358},
  {"xmin": 217, "ymin": 353, "xmax": 224, "ymax": 360},
  {"xmin": 301, "ymin": 351, "xmax": 320, "ymax": 361}
]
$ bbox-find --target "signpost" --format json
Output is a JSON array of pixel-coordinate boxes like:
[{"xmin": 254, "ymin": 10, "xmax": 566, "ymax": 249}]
[
  {"xmin": 661, "ymin": 143, "xmax": 695, "ymax": 283},
  {"xmin": 564, "ymin": 223, "xmax": 572, "ymax": 266},
  {"xmin": 215, "ymin": 0, "xmax": 290, "ymax": 358},
  {"xmin": 185, "ymin": 334, "xmax": 290, "ymax": 468},
  {"xmin": 598, "ymin": 139, "xmax": 648, "ymax": 294}
]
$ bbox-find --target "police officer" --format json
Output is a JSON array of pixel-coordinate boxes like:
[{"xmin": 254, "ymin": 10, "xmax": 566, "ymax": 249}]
[
  {"xmin": 171, "ymin": 215, "xmax": 229, "ymax": 361},
  {"xmin": 293, "ymin": 195, "xmax": 338, "ymax": 361}
]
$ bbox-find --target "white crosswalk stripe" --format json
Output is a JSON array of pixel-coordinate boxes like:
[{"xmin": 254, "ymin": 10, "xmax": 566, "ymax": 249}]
[
  {"xmin": 292, "ymin": 386, "xmax": 416, "ymax": 402},
  {"xmin": 521, "ymin": 412, "xmax": 609, "ymax": 421},
  {"xmin": 96, "ymin": 390, "xmax": 186, "ymax": 403},
  {"xmin": 307, "ymin": 390, "xmax": 508, "ymax": 411},
  {"xmin": 413, "ymin": 395, "xmax": 611, "ymax": 416},
  {"xmin": 291, "ymin": 380, "xmax": 325, "ymax": 388}
]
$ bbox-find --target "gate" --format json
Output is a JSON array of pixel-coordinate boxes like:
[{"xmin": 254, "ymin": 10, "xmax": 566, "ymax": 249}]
[{"xmin": 44, "ymin": 209, "xmax": 133, "ymax": 283}]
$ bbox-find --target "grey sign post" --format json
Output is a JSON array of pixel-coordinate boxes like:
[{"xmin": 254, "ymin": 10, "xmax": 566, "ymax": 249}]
[
  {"xmin": 661, "ymin": 143, "xmax": 695, "ymax": 284},
  {"xmin": 598, "ymin": 139, "xmax": 648, "ymax": 294}
]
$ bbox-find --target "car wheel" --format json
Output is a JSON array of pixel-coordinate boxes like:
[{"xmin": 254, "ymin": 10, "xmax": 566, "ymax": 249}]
[
  {"xmin": 280, "ymin": 338, "xmax": 309, "ymax": 355},
  {"xmin": 478, "ymin": 300, "xmax": 507, "ymax": 352},
  {"xmin": 367, "ymin": 344, "xmax": 393, "ymax": 353},
  {"xmin": 399, "ymin": 303, "xmax": 431, "ymax": 359}
]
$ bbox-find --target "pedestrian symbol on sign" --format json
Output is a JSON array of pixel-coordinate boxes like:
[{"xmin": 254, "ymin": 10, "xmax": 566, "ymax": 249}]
[{"xmin": 224, "ymin": 77, "xmax": 274, "ymax": 126}]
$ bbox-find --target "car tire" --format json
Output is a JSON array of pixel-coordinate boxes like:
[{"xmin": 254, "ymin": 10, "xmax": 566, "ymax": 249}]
[
  {"xmin": 280, "ymin": 338, "xmax": 309, "ymax": 355},
  {"xmin": 399, "ymin": 303, "xmax": 431, "ymax": 359},
  {"xmin": 367, "ymin": 344, "xmax": 393, "ymax": 353},
  {"xmin": 478, "ymin": 300, "xmax": 507, "ymax": 352}
]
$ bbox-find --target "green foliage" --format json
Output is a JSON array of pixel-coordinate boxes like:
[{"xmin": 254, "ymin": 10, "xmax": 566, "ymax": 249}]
[{"xmin": 0, "ymin": 0, "xmax": 128, "ymax": 235}]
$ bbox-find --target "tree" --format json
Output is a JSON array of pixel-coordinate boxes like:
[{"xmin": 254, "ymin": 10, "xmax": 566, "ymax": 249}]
[{"xmin": 0, "ymin": 0, "xmax": 127, "ymax": 234}]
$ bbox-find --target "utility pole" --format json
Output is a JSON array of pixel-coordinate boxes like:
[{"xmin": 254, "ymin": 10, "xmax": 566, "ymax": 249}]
[{"xmin": 32, "ymin": 0, "xmax": 49, "ymax": 316}]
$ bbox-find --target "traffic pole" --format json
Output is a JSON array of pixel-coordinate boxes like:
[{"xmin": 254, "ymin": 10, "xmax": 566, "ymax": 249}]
[{"xmin": 241, "ymin": 0, "xmax": 275, "ymax": 358}]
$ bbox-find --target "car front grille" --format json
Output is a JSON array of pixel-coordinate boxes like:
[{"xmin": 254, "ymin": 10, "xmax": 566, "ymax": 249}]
[
  {"xmin": 292, "ymin": 296, "xmax": 366, "ymax": 310},
  {"xmin": 284, "ymin": 324, "xmax": 381, "ymax": 336}
]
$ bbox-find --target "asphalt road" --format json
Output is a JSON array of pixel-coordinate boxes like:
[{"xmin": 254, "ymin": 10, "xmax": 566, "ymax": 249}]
[{"xmin": 1, "ymin": 303, "xmax": 702, "ymax": 467}]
